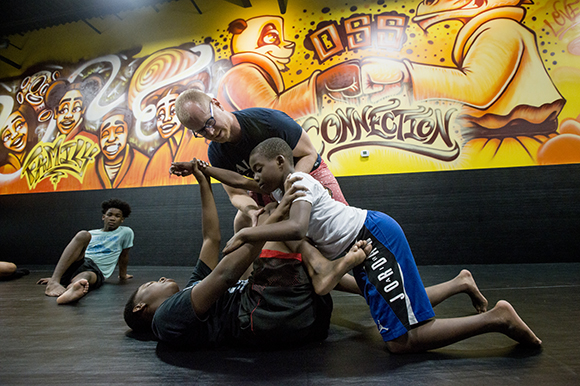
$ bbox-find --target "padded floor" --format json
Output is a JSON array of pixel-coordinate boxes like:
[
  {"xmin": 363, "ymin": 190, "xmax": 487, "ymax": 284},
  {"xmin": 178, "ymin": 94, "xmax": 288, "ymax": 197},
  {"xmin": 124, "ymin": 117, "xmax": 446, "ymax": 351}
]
[{"xmin": 1, "ymin": 263, "xmax": 579, "ymax": 385}]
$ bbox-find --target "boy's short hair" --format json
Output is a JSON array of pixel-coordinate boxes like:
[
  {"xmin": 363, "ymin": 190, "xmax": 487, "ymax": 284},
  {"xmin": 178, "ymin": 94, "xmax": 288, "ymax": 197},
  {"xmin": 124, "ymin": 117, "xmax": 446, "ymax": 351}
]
[
  {"xmin": 123, "ymin": 288, "xmax": 153, "ymax": 333},
  {"xmin": 250, "ymin": 137, "xmax": 294, "ymax": 166},
  {"xmin": 102, "ymin": 198, "xmax": 132, "ymax": 218}
]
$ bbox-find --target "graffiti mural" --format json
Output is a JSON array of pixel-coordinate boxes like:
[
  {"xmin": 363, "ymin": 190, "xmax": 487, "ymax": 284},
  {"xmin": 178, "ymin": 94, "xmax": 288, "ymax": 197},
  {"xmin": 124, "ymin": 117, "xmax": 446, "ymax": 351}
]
[{"xmin": 1, "ymin": 0, "xmax": 579, "ymax": 194}]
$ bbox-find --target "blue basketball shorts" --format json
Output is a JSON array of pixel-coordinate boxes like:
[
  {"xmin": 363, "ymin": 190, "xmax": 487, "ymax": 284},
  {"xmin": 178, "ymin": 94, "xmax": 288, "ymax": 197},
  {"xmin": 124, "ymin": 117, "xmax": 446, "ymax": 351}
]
[{"xmin": 352, "ymin": 211, "xmax": 435, "ymax": 341}]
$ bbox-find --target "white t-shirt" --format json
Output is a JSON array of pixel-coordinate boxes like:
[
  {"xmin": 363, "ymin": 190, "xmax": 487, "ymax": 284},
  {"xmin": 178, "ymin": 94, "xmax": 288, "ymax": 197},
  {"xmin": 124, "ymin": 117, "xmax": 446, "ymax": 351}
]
[
  {"xmin": 284, "ymin": 172, "xmax": 366, "ymax": 259},
  {"xmin": 86, "ymin": 226, "xmax": 134, "ymax": 278}
]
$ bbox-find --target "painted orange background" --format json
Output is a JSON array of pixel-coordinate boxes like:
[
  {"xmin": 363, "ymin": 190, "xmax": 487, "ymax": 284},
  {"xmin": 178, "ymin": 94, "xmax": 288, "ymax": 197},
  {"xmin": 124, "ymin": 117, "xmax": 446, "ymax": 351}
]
[{"xmin": 1, "ymin": 0, "xmax": 579, "ymax": 195}]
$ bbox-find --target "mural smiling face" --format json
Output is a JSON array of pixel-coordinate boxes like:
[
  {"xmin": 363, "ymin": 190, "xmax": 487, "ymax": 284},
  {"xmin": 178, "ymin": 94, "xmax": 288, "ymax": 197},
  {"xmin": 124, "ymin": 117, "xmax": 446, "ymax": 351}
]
[
  {"xmin": 156, "ymin": 91, "xmax": 181, "ymax": 139},
  {"xmin": 99, "ymin": 113, "xmax": 129, "ymax": 162},
  {"xmin": 1, "ymin": 110, "xmax": 29, "ymax": 153},
  {"xmin": 55, "ymin": 89, "xmax": 85, "ymax": 135},
  {"xmin": 229, "ymin": 16, "xmax": 295, "ymax": 71}
]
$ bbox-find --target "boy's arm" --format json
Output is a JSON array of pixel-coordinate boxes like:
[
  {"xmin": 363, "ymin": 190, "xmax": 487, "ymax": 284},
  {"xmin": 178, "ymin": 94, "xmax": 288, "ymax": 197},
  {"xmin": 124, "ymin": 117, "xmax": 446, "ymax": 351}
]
[
  {"xmin": 193, "ymin": 160, "xmax": 221, "ymax": 270},
  {"xmin": 171, "ymin": 160, "xmax": 266, "ymax": 227},
  {"xmin": 200, "ymin": 161, "xmax": 262, "ymax": 193},
  {"xmin": 223, "ymin": 199, "xmax": 312, "ymax": 255},
  {"xmin": 171, "ymin": 160, "xmax": 264, "ymax": 193},
  {"xmin": 118, "ymin": 248, "xmax": 132, "ymax": 280},
  {"xmin": 222, "ymin": 184, "xmax": 263, "ymax": 226},
  {"xmin": 189, "ymin": 179, "xmax": 307, "ymax": 316}
]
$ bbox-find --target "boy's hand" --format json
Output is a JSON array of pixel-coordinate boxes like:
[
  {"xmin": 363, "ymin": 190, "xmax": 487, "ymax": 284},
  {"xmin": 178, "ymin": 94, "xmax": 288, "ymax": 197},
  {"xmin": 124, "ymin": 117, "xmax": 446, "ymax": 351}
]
[
  {"xmin": 170, "ymin": 161, "xmax": 194, "ymax": 177},
  {"xmin": 196, "ymin": 159, "xmax": 210, "ymax": 171},
  {"xmin": 272, "ymin": 178, "xmax": 307, "ymax": 220},
  {"xmin": 223, "ymin": 229, "xmax": 247, "ymax": 255},
  {"xmin": 284, "ymin": 174, "xmax": 303, "ymax": 193},
  {"xmin": 250, "ymin": 207, "xmax": 265, "ymax": 227},
  {"xmin": 191, "ymin": 158, "xmax": 211, "ymax": 184}
]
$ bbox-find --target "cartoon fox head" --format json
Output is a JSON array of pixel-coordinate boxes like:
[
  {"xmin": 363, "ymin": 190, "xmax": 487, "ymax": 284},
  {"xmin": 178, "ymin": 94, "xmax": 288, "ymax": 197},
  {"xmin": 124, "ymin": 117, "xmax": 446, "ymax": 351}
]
[
  {"xmin": 228, "ymin": 16, "xmax": 295, "ymax": 71},
  {"xmin": 413, "ymin": 0, "xmax": 533, "ymax": 30}
]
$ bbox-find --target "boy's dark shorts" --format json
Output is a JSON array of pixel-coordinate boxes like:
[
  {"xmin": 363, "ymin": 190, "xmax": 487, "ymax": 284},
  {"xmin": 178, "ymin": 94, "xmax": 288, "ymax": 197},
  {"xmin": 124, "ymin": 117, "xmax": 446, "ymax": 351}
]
[
  {"xmin": 238, "ymin": 249, "xmax": 333, "ymax": 346},
  {"xmin": 60, "ymin": 258, "xmax": 105, "ymax": 290}
]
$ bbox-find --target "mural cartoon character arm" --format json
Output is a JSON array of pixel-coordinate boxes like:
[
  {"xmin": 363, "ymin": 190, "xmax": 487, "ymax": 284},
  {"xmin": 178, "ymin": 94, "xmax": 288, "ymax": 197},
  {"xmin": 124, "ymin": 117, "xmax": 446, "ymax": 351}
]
[{"xmin": 361, "ymin": 8, "xmax": 564, "ymax": 126}]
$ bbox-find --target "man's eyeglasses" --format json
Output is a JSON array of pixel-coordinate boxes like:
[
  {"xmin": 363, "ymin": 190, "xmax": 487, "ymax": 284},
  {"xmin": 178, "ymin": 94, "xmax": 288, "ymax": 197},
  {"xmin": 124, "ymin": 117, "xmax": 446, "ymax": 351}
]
[{"xmin": 192, "ymin": 101, "xmax": 215, "ymax": 138}]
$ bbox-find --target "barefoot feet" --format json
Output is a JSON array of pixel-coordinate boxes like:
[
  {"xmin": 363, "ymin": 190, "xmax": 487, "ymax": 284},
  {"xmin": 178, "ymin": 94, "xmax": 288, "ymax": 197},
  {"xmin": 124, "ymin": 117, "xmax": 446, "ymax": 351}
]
[
  {"xmin": 344, "ymin": 240, "xmax": 373, "ymax": 271},
  {"xmin": 458, "ymin": 269, "xmax": 488, "ymax": 313},
  {"xmin": 492, "ymin": 300, "xmax": 542, "ymax": 346},
  {"xmin": 308, "ymin": 240, "xmax": 372, "ymax": 296},
  {"xmin": 39, "ymin": 278, "xmax": 67, "ymax": 297},
  {"xmin": 56, "ymin": 279, "xmax": 90, "ymax": 305}
]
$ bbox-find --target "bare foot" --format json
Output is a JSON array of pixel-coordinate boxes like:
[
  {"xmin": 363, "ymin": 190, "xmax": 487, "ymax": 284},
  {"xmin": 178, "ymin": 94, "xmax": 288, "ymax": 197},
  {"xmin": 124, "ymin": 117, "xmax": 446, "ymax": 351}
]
[
  {"xmin": 56, "ymin": 279, "xmax": 90, "ymax": 305},
  {"xmin": 458, "ymin": 269, "xmax": 488, "ymax": 313},
  {"xmin": 343, "ymin": 240, "xmax": 372, "ymax": 269},
  {"xmin": 43, "ymin": 279, "xmax": 67, "ymax": 297},
  {"xmin": 310, "ymin": 240, "xmax": 372, "ymax": 296},
  {"xmin": 492, "ymin": 300, "xmax": 542, "ymax": 346}
]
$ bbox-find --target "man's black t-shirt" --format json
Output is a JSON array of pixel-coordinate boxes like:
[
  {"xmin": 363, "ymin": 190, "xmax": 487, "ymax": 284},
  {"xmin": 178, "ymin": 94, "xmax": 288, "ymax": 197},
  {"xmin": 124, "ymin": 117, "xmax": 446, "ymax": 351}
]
[{"xmin": 208, "ymin": 108, "xmax": 303, "ymax": 178}]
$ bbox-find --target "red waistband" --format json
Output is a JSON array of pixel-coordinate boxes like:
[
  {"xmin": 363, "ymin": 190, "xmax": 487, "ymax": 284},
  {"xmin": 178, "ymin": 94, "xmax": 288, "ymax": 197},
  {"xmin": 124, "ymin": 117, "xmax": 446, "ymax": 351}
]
[{"xmin": 259, "ymin": 249, "xmax": 302, "ymax": 262}]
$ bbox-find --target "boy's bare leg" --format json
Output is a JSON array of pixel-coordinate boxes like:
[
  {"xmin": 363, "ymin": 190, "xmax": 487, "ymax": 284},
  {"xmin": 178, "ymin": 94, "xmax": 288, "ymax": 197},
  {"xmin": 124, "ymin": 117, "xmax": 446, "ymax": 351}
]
[
  {"xmin": 385, "ymin": 300, "xmax": 541, "ymax": 354},
  {"xmin": 334, "ymin": 274, "xmax": 362, "ymax": 295},
  {"xmin": 56, "ymin": 271, "xmax": 97, "ymax": 305},
  {"xmin": 297, "ymin": 240, "xmax": 371, "ymax": 296},
  {"xmin": 0, "ymin": 262, "xmax": 17, "ymax": 277},
  {"xmin": 37, "ymin": 231, "xmax": 91, "ymax": 297},
  {"xmin": 425, "ymin": 269, "xmax": 488, "ymax": 313}
]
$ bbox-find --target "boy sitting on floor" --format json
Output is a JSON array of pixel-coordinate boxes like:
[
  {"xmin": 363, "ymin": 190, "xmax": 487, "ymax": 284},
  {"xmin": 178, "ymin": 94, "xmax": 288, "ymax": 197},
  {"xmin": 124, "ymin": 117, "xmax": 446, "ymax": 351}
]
[
  {"xmin": 38, "ymin": 198, "xmax": 134, "ymax": 304},
  {"xmin": 124, "ymin": 159, "xmax": 370, "ymax": 348},
  {"xmin": 217, "ymin": 137, "xmax": 541, "ymax": 353}
]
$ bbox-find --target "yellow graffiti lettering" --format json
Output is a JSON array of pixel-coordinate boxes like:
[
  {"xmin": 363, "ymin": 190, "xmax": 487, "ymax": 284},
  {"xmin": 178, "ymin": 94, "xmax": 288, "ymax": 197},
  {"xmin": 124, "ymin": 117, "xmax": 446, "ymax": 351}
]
[{"xmin": 21, "ymin": 135, "xmax": 100, "ymax": 190}]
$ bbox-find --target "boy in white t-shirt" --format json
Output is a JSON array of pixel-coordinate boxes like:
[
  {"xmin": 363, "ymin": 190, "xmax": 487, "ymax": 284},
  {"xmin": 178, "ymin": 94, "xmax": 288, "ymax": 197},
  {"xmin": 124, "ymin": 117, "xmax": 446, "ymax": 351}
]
[
  {"xmin": 221, "ymin": 137, "xmax": 541, "ymax": 354},
  {"xmin": 37, "ymin": 198, "xmax": 134, "ymax": 304}
]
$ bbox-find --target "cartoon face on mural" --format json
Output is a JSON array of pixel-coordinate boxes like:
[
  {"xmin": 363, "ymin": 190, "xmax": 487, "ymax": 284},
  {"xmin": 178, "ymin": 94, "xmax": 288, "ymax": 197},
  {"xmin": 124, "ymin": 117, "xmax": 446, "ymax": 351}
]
[
  {"xmin": 0, "ymin": 103, "xmax": 39, "ymax": 177},
  {"xmin": 229, "ymin": 16, "xmax": 295, "ymax": 71},
  {"xmin": 45, "ymin": 75, "xmax": 103, "ymax": 139},
  {"xmin": 99, "ymin": 111, "xmax": 129, "ymax": 162},
  {"xmin": 54, "ymin": 89, "xmax": 85, "ymax": 136},
  {"xmin": 2, "ymin": 110, "xmax": 29, "ymax": 153},
  {"xmin": 155, "ymin": 89, "xmax": 182, "ymax": 140}
]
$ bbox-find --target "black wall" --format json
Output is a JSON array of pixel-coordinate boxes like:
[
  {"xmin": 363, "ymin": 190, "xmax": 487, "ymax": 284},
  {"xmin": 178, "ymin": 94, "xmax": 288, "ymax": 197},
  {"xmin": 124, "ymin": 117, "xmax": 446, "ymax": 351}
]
[{"xmin": 1, "ymin": 163, "xmax": 578, "ymax": 267}]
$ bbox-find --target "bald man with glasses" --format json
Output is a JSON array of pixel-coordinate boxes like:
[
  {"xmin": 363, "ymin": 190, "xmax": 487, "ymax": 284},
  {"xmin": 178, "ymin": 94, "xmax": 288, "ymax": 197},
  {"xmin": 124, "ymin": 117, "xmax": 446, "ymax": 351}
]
[{"xmin": 172, "ymin": 89, "xmax": 348, "ymax": 233}]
